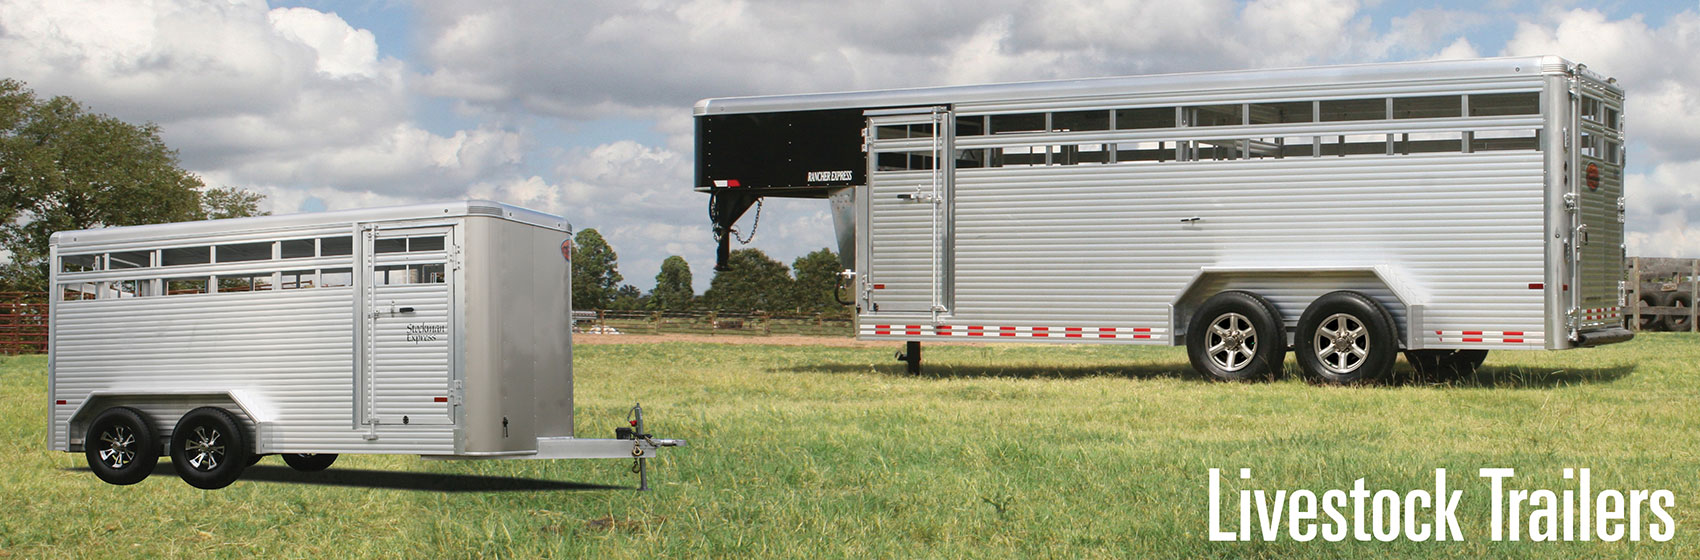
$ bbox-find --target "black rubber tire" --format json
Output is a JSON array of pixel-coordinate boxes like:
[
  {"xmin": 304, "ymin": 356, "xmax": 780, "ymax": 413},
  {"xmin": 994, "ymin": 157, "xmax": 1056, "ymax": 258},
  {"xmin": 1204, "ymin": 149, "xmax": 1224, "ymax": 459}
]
[
  {"xmin": 1637, "ymin": 292, "xmax": 1666, "ymax": 332},
  {"xmin": 1296, "ymin": 291, "xmax": 1399, "ymax": 384},
  {"xmin": 1186, "ymin": 290, "xmax": 1286, "ymax": 381},
  {"xmin": 1404, "ymin": 349, "xmax": 1489, "ymax": 377},
  {"xmin": 169, "ymin": 407, "xmax": 251, "ymax": 490},
  {"xmin": 1661, "ymin": 291, "xmax": 1692, "ymax": 332},
  {"xmin": 281, "ymin": 453, "xmax": 338, "ymax": 472},
  {"xmin": 85, "ymin": 407, "xmax": 159, "ymax": 486}
]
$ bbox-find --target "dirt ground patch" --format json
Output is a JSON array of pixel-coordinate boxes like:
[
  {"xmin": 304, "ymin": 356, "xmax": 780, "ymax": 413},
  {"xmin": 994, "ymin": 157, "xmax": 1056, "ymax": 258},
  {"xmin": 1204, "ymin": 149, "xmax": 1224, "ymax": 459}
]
[{"xmin": 573, "ymin": 333, "xmax": 986, "ymax": 347}]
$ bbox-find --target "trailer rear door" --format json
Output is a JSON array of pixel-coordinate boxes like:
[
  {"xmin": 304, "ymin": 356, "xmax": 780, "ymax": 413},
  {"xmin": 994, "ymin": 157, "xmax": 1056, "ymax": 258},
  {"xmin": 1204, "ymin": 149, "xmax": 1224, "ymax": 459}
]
[
  {"xmin": 863, "ymin": 108, "xmax": 952, "ymax": 318},
  {"xmin": 357, "ymin": 224, "xmax": 457, "ymax": 427},
  {"xmin": 1568, "ymin": 78, "xmax": 1627, "ymax": 334}
]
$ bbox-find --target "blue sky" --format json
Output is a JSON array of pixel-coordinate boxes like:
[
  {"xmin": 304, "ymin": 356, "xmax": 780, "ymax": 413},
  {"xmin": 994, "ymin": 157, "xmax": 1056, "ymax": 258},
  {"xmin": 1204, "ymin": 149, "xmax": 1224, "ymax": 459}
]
[{"xmin": 3, "ymin": 0, "xmax": 1699, "ymax": 292}]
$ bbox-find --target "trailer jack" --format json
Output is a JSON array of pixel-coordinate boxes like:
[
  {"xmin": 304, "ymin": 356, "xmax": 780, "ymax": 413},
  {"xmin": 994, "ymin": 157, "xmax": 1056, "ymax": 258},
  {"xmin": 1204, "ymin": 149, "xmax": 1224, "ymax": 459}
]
[
  {"xmin": 615, "ymin": 402, "xmax": 684, "ymax": 491},
  {"xmin": 895, "ymin": 341, "xmax": 922, "ymax": 375}
]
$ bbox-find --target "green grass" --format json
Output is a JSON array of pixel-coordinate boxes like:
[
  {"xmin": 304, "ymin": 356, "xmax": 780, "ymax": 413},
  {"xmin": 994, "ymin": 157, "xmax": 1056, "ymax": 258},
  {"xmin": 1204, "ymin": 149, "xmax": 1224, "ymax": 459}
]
[{"xmin": 3, "ymin": 335, "xmax": 1699, "ymax": 558}]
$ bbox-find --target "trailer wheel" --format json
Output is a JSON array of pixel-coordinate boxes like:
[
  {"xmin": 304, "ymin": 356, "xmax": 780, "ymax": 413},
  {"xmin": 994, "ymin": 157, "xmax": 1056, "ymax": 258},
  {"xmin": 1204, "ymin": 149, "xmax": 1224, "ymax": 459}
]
[
  {"xmin": 1296, "ymin": 291, "xmax": 1398, "ymax": 384},
  {"xmin": 1404, "ymin": 349, "xmax": 1489, "ymax": 378},
  {"xmin": 1661, "ymin": 291, "xmax": 1692, "ymax": 331},
  {"xmin": 1637, "ymin": 292, "xmax": 1666, "ymax": 332},
  {"xmin": 85, "ymin": 407, "xmax": 160, "ymax": 486},
  {"xmin": 1186, "ymin": 291, "xmax": 1285, "ymax": 381},
  {"xmin": 169, "ymin": 407, "xmax": 252, "ymax": 490},
  {"xmin": 281, "ymin": 453, "xmax": 338, "ymax": 472}
]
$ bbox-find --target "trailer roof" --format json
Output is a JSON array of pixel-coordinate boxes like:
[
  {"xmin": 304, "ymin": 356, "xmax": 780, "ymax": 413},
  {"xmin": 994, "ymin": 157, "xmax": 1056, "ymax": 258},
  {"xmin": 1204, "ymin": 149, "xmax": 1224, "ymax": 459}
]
[
  {"xmin": 696, "ymin": 56, "xmax": 1614, "ymax": 116},
  {"xmin": 52, "ymin": 200, "xmax": 568, "ymax": 246}
]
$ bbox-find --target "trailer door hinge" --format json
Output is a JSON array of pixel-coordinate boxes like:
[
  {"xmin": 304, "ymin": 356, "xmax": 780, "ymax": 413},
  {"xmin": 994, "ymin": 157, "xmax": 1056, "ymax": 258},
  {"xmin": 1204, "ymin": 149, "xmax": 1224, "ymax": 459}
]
[
  {"xmin": 449, "ymin": 380, "xmax": 464, "ymax": 406},
  {"xmin": 1563, "ymin": 192, "xmax": 1579, "ymax": 212}
]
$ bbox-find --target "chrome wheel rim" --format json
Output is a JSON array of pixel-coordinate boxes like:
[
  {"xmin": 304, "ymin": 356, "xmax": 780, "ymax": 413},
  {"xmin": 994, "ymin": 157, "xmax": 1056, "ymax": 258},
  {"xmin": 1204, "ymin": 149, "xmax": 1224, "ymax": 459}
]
[
  {"xmin": 1313, "ymin": 313, "xmax": 1368, "ymax": 374},
  {"xmin": 1206, "ymin": 312, "xmax": 1257, "ymax": 372},
  {"xmin": 98, "ymin": 425, "xmax": 137, "ymax": 469},
  {"xmin": 184, "ymin": 426, "xmax": 225, "ymax": 471}
]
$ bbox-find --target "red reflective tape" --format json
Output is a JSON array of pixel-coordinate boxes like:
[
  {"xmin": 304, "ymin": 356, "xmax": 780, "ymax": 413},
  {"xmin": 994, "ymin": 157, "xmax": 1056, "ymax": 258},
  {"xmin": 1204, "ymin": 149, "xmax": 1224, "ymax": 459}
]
[
  {"xmin": 875, "ymin": 328, "xmax": 890, "ymax": 335},
  {"xmin": 1065, "ymin": 327, "xmax": 1082, "ymax": 332},
  {"xmin": 1000, "ymin": 332, "xmax": 1016, "ymax": 337},
  {"xmin": 1132, "ymin": 328, "xmax": 1152, "ymax": 333},
  {"xmin": 905, "ymin": 325, "xmax": 921, "ymax": 335},
  {"xmin": 1100, "ymin": 333, "xmax": 1116, "ymax": 338},
  {"xmin": 1100, "ymin": 327, "xmax": 1115, "ymax": 333},
  {"xmin": 936, "ymin": 325, "xmax": 952, "ymax": 332},
  {"xmin": 434, "ymin": 397, "xmax": 448, "ymax": 403},
  {"xmin": 1065, "ymin": 333, "xmax": 1082, "ymax": 338},
  {"xmin": 1503, "ymin": 331, "xmax": 1524, "ymax": 336},
  {"xmin": 872, "ymin": 284, "xmax": 885, "ymax": 290},
  {"xmin": 1463, "ymin": 337, "xmax": 1483, "ymax": 342},
  {"xmin": 1001, "ymin": 326, "xmax": 1016, "ymax": 331},
  {"xmin": 968, "ymin": 326, "xmax": 985, "ymax": 336},
  {"xmin": 1504, "ymin": 339, "xmax": 1524, "ymax": 343},
  {"xmin": 726, "ymin": 179, "xmax": 741, "ymax": 187},
  {"xmin": 1529, "ymin": 283, "xmax": 1544, "ymax": 290},
  {"xmin": 1463, "ymin": 331, "xmax": 1483, "ymax": 336},
  {"xmin": 1033, "ymin": 327, "xmax": 1049, "ymax": 337},
  {"xmin": 1132, "ymin": 334, "xmax": 1151, "ymax": 339},
  {"xmin": 56, "ymin": 400, "xmax": 67, "ymax": 405}
]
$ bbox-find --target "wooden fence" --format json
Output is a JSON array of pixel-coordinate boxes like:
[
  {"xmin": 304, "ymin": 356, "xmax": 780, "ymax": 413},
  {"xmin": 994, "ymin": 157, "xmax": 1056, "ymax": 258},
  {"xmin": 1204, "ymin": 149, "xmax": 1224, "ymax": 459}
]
[
  {"xmin": 1628, "ymin": 257, "xmax": 1698, "ymax": 332},
  {"xmin": 0, "ymin": 292, "xmax": 48, "ymax": 355}
]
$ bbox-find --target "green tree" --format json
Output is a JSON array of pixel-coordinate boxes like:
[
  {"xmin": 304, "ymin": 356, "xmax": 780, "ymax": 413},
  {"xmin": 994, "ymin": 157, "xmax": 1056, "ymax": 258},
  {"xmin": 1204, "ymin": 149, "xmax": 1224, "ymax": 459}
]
[
  {"xmin": 198, "ymin": 186, "xmax": 267, "ymax": 220},
  {"xmin": 609, "ymin": 284, "xmax": 646, "ymax": 311},
  {"xmin": 790, "ymin": 248, "xmax": 845, "ymax": 313},
  {"xmin": 570, "ymin": 228, "xmax": 622, "ymax": 310},
  {"xmin": 0, "ymin": 79, "xmax": 265, "ymax": 292},
  {"xmin": 650, "ymin": 255, "xmax": 694, "ymax": 310},
  {"xmin": 703, "ymin": 248, "xmax": 792, "ymax": 311}
]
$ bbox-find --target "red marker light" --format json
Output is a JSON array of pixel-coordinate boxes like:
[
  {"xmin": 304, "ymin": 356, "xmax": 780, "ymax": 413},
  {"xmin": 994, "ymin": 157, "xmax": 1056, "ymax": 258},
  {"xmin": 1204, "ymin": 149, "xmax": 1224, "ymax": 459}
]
[{"xmin": 630, "ymin": 420, "xmax": 638, "ymax": 426}]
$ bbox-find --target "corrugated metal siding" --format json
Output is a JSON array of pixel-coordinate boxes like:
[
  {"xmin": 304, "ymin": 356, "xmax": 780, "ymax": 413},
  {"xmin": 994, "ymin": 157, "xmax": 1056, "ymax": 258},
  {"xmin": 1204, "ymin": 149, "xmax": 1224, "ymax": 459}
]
[
  {"xmin": 368, "ymin": 283, "xmax": 452, "ymax": 425},
  {"xmin": 51, "ymin": 286, "xmax": 454, "ymax": 454},
  {"xmin": 941, "ymin": 151, "xmax": 1548, "ymax": 349},
  {"xmin": 867, "ymin": 169, "xmax": 938, "ymax": 314}
]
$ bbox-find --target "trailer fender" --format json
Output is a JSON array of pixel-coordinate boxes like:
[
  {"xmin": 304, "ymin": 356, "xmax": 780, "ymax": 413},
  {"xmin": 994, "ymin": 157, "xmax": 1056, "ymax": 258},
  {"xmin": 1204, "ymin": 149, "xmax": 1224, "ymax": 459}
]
[
  {"xmin": 64, "ymin": 390, "xmax": 275, "ymax": 454},
  {"xmin": 1169, "ymin": 265, "xmax": 1429, "ymax": 350}
]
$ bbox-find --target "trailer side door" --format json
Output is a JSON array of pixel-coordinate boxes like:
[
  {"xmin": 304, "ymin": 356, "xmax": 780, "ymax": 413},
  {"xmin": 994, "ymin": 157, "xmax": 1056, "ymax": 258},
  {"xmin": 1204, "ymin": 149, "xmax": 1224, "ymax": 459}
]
[
  {"xmin": 357, "ymin": 223, "xmax": 457, "ymax": 427},
  {"xmin": 862, "ymin": 108, "xmax": 953, "ymax": 319}
]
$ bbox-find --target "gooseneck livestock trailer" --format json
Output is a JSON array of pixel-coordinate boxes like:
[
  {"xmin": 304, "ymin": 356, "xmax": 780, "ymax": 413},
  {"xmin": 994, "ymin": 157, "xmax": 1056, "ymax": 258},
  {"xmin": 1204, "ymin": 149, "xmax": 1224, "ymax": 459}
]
[
  {"xmin": 49, "ymin": 201, "xmax": 682, "ymax": 489},
  {"xmin": 695, "ymin": 56, "xmax": 1632, "ymax": 382}
]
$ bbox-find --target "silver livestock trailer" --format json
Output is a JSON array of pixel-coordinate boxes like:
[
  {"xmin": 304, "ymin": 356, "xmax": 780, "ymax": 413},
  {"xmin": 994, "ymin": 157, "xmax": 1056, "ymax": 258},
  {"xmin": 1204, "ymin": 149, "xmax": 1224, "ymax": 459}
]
[
  {"xmin": 49, "ymin": 201, "xmax": 682, "ymax": 489},
  {"xmin": 694, "ymin": 56, "xmax": 1632, "ymax": 381}
]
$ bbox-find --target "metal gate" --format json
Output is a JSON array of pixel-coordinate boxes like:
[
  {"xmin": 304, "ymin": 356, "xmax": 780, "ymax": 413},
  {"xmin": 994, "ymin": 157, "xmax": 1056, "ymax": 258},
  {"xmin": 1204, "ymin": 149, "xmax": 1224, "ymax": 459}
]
[
  {"xmin": 1568, "ymin": 77, "xmax": 1627, "ymax": 333},
  {"xmin": 357, "ymin": 223, "xmax": 457, "ymax": 427},
  {"xmin": 862, "ymin": 107, "xmax": 952, "ymax": 319}
]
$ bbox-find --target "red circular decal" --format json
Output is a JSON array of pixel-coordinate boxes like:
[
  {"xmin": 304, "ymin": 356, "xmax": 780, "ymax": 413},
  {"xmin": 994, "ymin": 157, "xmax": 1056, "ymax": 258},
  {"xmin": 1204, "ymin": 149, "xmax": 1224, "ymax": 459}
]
[
  {"xmin": 561, "ymin": 239, "xmax": 572, "ymax": 261},
  {"xmin": 1586, "ymin": 162, "xmax": 1600, "ymax": 191}
]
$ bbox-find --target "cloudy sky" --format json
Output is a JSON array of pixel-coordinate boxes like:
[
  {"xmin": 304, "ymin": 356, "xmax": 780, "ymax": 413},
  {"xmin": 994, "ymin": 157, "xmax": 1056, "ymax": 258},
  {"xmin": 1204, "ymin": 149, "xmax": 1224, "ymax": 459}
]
[{"xmin": 2, "ymin": 0, "xmax": 1697, "ymax": 292}]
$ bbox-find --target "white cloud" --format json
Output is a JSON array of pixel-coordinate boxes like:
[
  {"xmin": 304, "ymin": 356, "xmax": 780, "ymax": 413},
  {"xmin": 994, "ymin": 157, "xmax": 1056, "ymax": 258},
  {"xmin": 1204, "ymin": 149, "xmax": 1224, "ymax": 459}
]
[
  {"xmin": 0, "ymin": 0, "xmax": 525, "ymax": 214},
  {"xmin": 1502, "ymin": 8, "xmax": 1700, "ymax": 256}
]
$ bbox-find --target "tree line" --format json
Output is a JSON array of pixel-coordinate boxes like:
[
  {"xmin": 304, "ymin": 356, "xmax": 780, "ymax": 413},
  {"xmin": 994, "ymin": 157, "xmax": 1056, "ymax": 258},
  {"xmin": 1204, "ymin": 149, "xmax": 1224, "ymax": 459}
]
[
  {"xmin": 0, "ymin": 78, "xmax": 847, "ymax": 315},
  {"xmin": 572, "ymin": 228, "xmax": 847, "ymax": 314}
]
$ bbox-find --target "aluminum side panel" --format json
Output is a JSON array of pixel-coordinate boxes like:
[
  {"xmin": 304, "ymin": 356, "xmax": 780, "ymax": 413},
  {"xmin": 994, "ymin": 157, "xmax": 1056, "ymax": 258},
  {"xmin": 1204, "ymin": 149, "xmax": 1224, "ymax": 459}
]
[
  {"xmin": 49, "ymin": 288, "xmax": 453, "ymax": 453},
  {"xmin": 944, "ymin": 152, "xmax": 1549, "ymax": 349}
]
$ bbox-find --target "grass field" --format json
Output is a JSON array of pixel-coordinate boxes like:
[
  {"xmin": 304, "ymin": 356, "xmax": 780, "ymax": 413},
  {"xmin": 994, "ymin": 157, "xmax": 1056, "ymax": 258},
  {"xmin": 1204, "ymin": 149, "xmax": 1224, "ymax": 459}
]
[{"xmin": 2, "ymin": 334, "xmax": 1698, "ymax": 558}]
